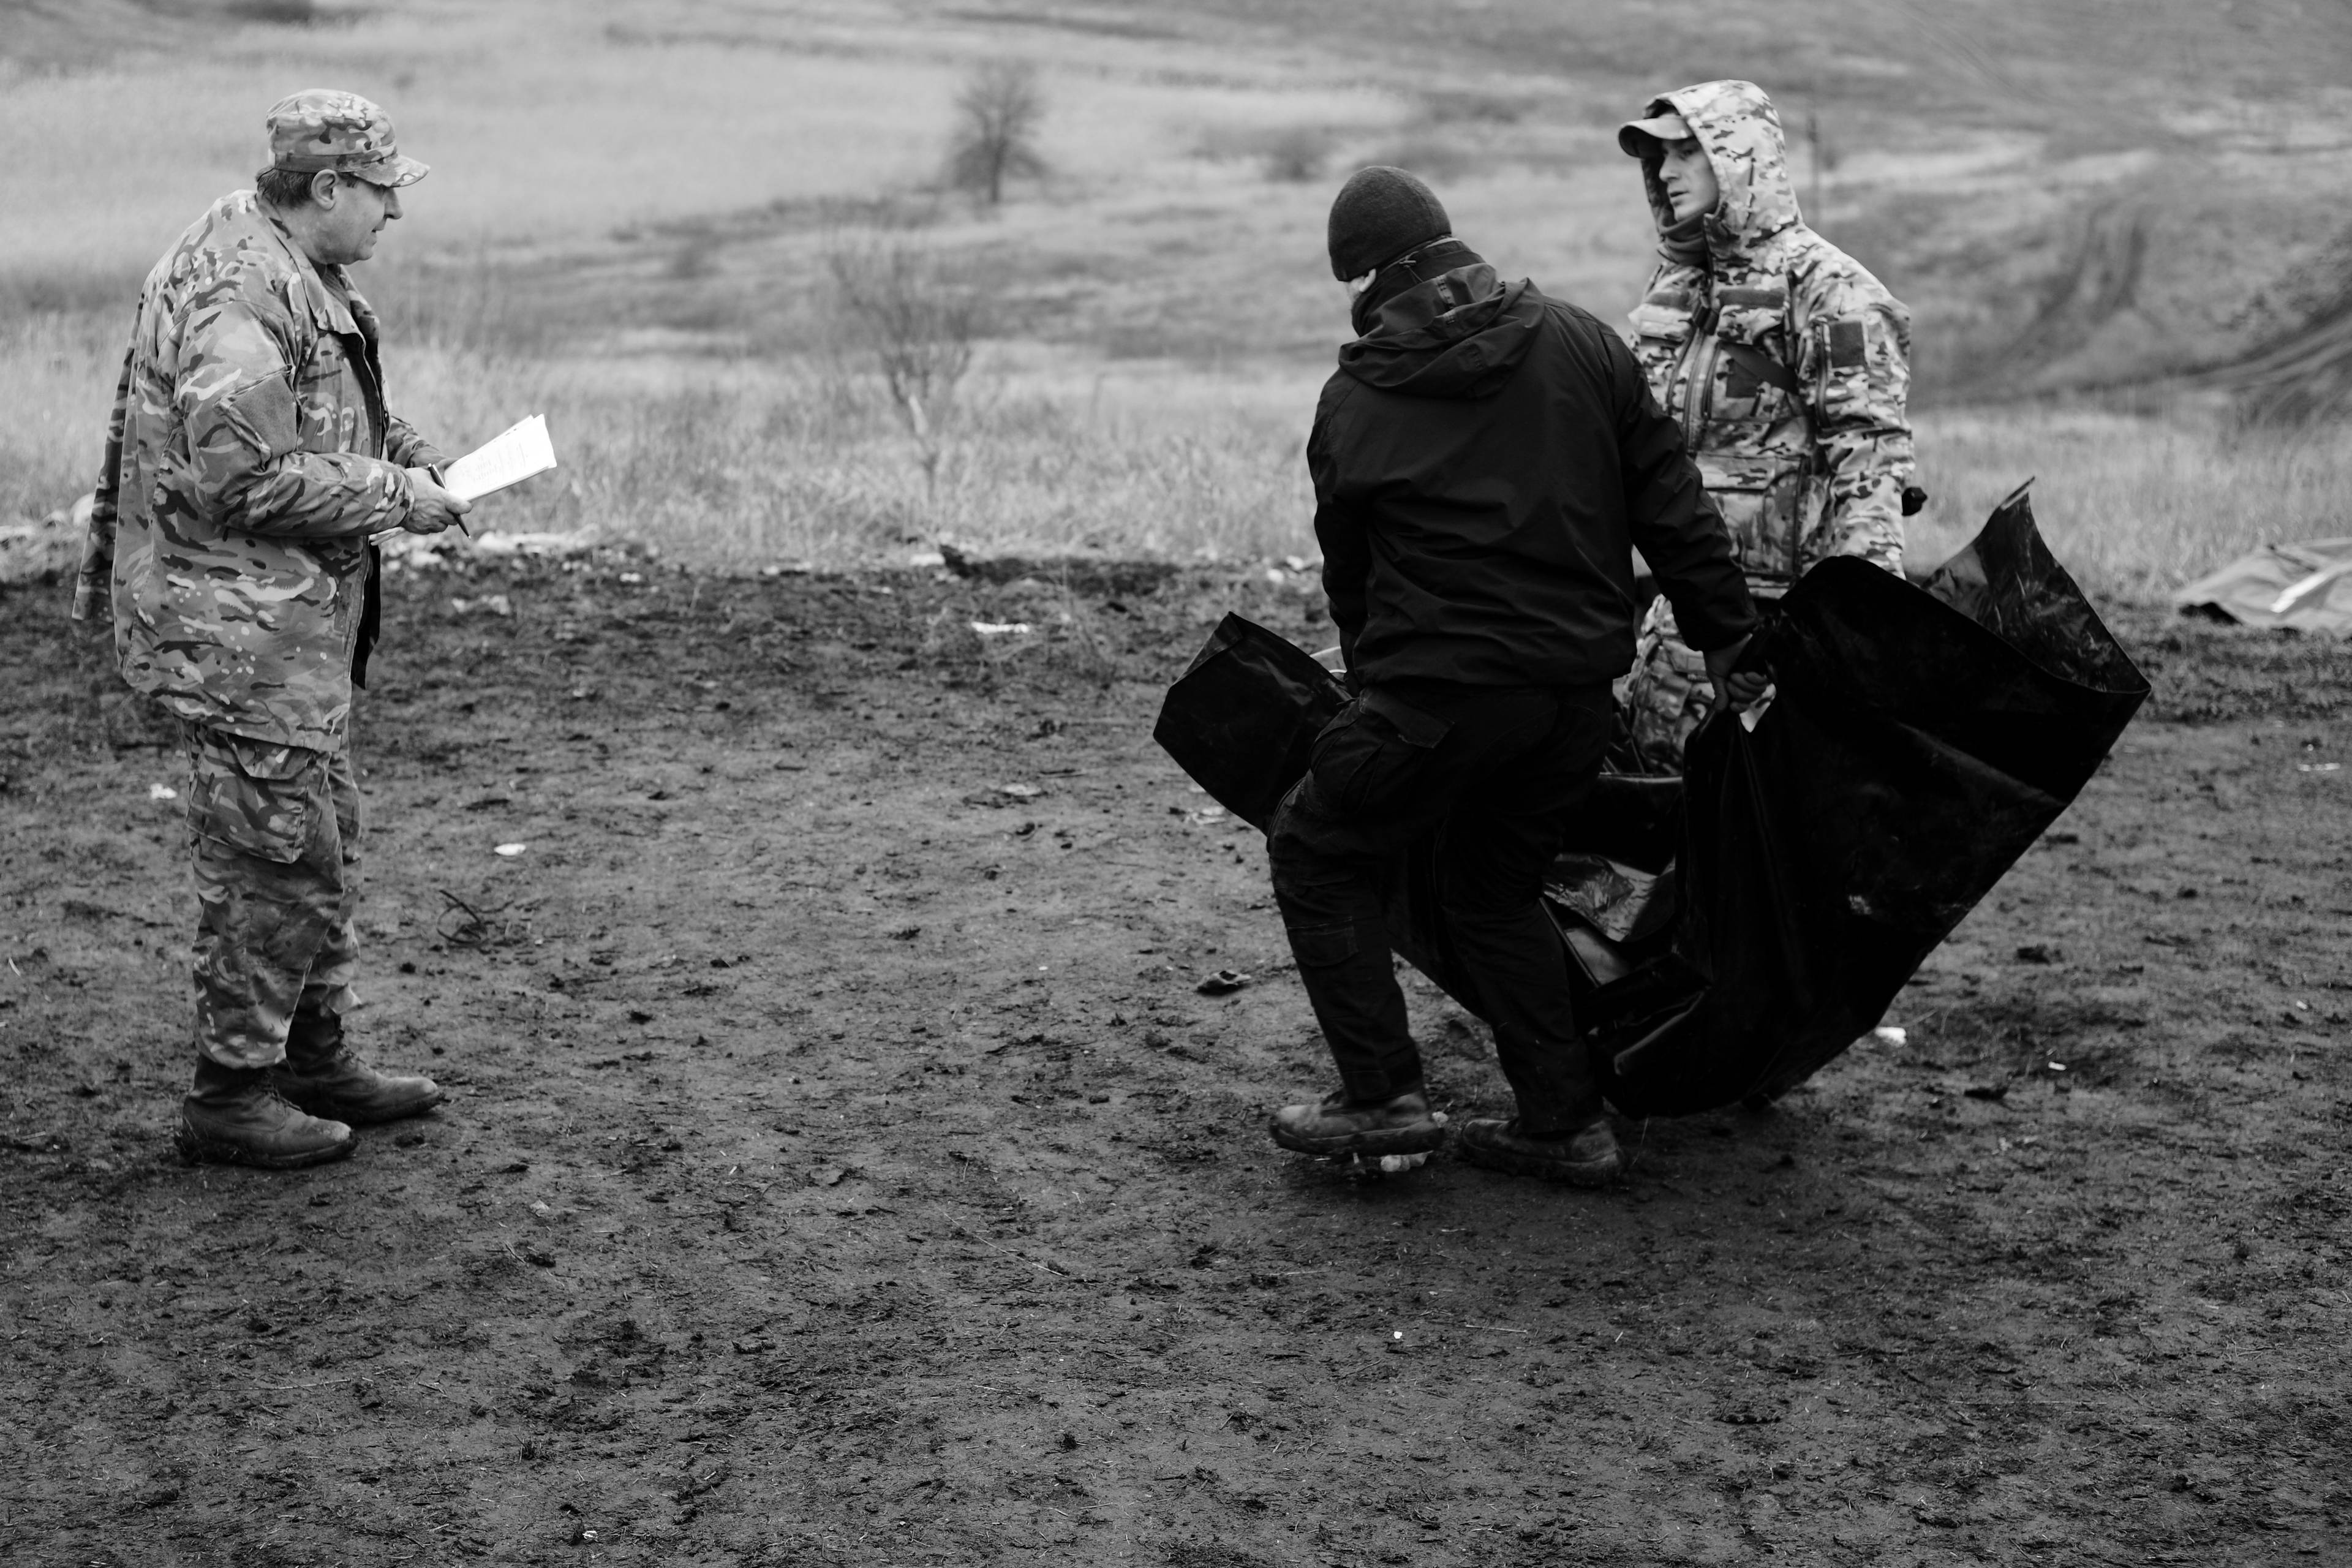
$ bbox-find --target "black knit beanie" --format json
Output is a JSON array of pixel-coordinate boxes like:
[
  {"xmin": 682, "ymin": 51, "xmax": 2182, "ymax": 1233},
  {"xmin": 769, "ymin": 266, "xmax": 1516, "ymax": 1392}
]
[{"xmin": 1327, "ymin": 166, "xmax": 1451, "ymax": 281}]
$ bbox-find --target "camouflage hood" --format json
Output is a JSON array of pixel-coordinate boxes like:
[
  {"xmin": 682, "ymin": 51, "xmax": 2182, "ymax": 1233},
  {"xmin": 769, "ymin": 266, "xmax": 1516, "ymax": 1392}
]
[
  {"xmin": 1638, "ymin": 80, "xmax": 1803, "ymax": 272},
  {"xmin": 1623, "ymin": 77, "xmax": 1915, "ymax": 590}
]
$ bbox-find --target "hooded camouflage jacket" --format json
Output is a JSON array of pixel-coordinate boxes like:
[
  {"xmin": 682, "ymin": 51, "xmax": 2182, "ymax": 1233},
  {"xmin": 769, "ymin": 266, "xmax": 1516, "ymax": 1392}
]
[
  {"xmin": 1628, "ymin": 80, "xmax": 1913, "ymax": 586},
  {"xmin": 71, "ymin": 190, "xmax": 444, "ymax": 752}
]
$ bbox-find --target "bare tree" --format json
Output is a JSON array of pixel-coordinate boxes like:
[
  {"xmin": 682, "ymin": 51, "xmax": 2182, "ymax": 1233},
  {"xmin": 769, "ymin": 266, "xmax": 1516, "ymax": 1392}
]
[
  {"xmin": 948, "ymin": 61, "xmax": 1046, "ymax": 206},
  {"xmin": 1260, "ymin": 126, "xmax": 1330, "ymax": 184},
  {"xmin": 826, "ymin": 239, "xmax": 980, "ymax": 499}
]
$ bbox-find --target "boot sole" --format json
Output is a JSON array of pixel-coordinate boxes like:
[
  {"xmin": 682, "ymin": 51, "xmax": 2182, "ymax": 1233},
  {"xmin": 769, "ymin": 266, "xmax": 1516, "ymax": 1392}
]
[
  {"xmin": 175, "ymin": 1125, "xmax": 355, "ymax": 1170},
  {"xmin": 1270, "ymin": 1121, "xmax": 1448, "ymax": 1158},
  {"xmin": 1458, "ymin": 1138, "xmax": 1620, "ymax": 1188},
  {"xmin": 271, "ymin": 1087, "xmax": 447, "ymax": 1126}
]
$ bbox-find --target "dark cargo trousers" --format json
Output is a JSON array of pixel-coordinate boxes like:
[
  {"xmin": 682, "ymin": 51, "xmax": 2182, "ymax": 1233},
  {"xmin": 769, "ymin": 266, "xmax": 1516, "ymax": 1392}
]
[
  {"xmin": 1266, "ymin": 679, "xmax": 1615, "ymax": 1134},
  {"xmin": 181, "ymin": 722, "xmax": 363, "ymax": 1071}
]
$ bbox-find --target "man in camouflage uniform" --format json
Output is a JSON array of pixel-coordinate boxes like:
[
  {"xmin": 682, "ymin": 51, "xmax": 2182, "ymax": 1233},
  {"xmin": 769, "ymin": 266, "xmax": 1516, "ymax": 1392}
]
[
  {"xmin": 1616, "ymin": 80, "xmax": 1918, "ymax": 771},
  {"xmin": 72, "ymin": 90, "xmax": 470, "ymax": 1169}
]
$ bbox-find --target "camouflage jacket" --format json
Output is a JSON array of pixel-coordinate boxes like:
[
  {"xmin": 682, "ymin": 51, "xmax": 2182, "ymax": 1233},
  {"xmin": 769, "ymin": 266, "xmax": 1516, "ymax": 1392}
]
[
  {"xmin": 1627, "ymin": 80, "xmax": 1914, "ymax": 587},
  {"xmin": 71, "ymin": 191, "xmax": 444, "ymax": 752}
]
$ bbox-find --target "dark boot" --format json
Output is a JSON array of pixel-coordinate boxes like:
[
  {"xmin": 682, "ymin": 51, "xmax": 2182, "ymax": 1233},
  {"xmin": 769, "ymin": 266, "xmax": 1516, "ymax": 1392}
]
[
  {"xmin": 178, "ymin": 1057, "xmax": 355, "ymax": 1169},
  {"xmin": 1457, "ymin": 1116, "xmax": 1621, "ymax": 1186},
  {"xmin": 270, "ymin": 1011, "xmax": 445, "ymax": 1125},
  {"xmin": 1270, "ymin": 1085, "xmax": 1447, "ymax": 1158}
]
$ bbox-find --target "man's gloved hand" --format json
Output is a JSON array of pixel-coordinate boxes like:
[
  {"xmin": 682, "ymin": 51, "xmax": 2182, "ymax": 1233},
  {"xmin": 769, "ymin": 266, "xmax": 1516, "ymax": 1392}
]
[
  {"xmin": 402, "ymin": 469, "xmax": 472, "ymax": 535},
  {"xmin": 1705, "ymin": 632, "xmax": 1771, "ymax": 712}
]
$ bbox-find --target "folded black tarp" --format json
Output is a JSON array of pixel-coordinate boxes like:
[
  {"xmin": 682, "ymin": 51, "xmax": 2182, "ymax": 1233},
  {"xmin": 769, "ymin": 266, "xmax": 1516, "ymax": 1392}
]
[{"xmin": 1154, "ymin": 484, "xmax": 2149, "ymax": 1117}]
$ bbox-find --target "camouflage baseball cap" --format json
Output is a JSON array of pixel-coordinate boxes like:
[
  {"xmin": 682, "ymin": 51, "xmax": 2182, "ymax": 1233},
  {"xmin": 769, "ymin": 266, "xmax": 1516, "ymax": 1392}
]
[{"xmin": 262, "ymin": 89, "xmax": 427, "ymax": 187}]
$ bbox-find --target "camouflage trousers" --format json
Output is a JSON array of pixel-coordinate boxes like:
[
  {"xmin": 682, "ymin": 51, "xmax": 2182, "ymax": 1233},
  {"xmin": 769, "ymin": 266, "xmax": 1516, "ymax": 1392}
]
[
  {"xmin": 181, "ymin": 722, "xmax": 361, "ymax": 1069},
  {"xmin": 1619, "ymin": 589, "xmax": 1783, "ymax": 774}
]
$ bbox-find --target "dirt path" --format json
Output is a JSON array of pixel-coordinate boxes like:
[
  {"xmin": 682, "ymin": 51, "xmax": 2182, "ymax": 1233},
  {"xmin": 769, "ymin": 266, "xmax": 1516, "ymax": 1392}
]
[{"xmin": 3, "ymin": 558, "xmax": 2347, "ymax": 1567}]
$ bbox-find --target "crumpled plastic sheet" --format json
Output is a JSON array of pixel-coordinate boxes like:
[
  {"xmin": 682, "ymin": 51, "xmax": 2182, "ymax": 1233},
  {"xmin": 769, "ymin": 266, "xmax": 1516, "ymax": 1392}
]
[
  {"xmin": 1154, "ymin": 484, "xmax": 2149, "ymax": 1117},
  {"xmin": 2172, "ymin": 536, "xmax": 2352, "ymax": 639}
]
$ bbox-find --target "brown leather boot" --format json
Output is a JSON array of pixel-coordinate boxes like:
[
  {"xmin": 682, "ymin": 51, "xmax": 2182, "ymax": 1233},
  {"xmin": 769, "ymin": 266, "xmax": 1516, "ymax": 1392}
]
[
  {"xmin": 178, "ymin": 1057, "xmax": 355, "ymax": 1169},
  {"xmin": 269, "ymin": 1011, "xmax": 445, "ymax": 1126},
  {"xmin": 1270, "ymin": 1085, "xmax": 1447, "ymax": 1158},
  {"xmin": 1457, "ymin": 1117, "xmax": 1621, "ymax": 1186}
]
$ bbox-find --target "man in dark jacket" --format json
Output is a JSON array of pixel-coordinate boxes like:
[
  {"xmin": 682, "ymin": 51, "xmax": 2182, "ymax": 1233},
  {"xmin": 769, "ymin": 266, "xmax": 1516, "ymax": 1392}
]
[{"xmin": 1267, "ymin": 167, "xmax": 1762, "ymax": 1185}]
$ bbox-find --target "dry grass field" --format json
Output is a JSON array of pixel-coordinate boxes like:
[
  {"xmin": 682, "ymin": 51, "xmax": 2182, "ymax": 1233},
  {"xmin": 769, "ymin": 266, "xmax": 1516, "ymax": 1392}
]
[{"xmin": 8, "ymin": 0, "xmax": 2352, "ymax": 590}]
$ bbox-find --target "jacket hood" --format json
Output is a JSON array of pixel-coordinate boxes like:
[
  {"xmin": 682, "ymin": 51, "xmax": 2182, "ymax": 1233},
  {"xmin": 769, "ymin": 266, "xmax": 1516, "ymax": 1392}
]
[
  {"xmin": 1638, "ymin": 79, "xmax": 1801, "ymax": 269},
  {"xmin": 1337, "ymin": 243, "xmax": 1540, "ymax": 399}
]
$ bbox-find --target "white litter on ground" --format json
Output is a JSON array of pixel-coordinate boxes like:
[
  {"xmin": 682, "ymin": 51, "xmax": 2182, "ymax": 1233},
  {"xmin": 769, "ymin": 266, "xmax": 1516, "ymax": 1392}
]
[
  {"xmin": 469, "ymin": 530, "xmax": 587, "ymax": 557},
  {"xmin": 494, "ymin": 843, "xmax": 527, "ymax": 858},
  {"xmin": 971, "ymin": 621, "xmax": 1033, "ymax": 636},
  {"xmin": 148, "ymin": 783, "xmax": 177, "ymax": 801},
  {"xmin": 1872, "ymin": 1025, "xmax": 1907, "ymax": 1047}
]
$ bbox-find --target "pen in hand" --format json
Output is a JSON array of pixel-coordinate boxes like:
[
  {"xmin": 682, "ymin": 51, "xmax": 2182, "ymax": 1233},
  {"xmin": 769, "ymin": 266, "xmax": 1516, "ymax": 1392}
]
[{"xmin": 383, "ymin": 467, "xmax": 472, "ymax": 541}]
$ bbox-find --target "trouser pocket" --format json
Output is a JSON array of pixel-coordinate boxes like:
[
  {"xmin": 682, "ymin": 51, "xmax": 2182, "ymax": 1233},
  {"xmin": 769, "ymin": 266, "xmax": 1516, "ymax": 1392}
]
[
  {"xmin": 185, "ymin": 731, "xmax": 329, "ymax": 865},
  {"xmin": 1307, "ymin": 687, "xmax": 1453, "ymax": 819}
]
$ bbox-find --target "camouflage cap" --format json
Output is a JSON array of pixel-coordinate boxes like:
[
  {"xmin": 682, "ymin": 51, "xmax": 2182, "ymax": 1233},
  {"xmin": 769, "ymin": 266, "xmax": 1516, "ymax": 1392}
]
[{"xmin": 262, "ymin": 89, "xmax": 427, "ymax": 187}]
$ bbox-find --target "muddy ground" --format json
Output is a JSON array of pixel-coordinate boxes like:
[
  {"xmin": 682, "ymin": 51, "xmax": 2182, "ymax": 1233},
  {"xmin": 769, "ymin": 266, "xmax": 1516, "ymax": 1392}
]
[{"xmin": 2, "ymin": 552, "xmax": 2348, "ymax": 1567}]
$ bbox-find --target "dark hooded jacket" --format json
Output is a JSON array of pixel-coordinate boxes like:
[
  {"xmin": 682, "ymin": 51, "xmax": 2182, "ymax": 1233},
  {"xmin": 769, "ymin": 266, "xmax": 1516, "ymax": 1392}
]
[{"xmin": 1309, "ymin": 241, "xmax": 1756, "ymax": 690}]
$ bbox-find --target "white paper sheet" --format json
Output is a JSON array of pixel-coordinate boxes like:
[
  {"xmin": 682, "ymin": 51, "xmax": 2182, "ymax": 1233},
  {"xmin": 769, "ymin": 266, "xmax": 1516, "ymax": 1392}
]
[{"xmin": 443, "ymin": 414, "xmax": 557, "ymax": 503}]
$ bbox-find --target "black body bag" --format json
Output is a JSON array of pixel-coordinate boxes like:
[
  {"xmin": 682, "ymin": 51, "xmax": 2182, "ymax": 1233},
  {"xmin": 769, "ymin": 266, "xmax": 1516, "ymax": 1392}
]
[{"xmin": 1152, "ymin": 488, "xmax": 2149, "ymax": 1116}]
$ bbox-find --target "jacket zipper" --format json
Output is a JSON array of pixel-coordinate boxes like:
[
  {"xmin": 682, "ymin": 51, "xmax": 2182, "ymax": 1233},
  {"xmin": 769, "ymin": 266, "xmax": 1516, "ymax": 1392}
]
[
  {"xmin": 1790, "ymin": 321, "xmax": 1814, "ymax": 581},
  {"xmin": 1683, "ymin": 320, "xmax": 1720, "ymax": 458}
]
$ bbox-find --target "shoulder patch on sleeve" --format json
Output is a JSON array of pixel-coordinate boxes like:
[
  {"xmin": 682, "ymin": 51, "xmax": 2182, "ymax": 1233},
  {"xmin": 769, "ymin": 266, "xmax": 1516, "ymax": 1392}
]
[
  {"xmin": 218, "ymin": 374, "xmax": 301, "ymax": 460},
  {"xmin": 1826, "ymin": 318, "xmax": 1868, "ymax": 370}
]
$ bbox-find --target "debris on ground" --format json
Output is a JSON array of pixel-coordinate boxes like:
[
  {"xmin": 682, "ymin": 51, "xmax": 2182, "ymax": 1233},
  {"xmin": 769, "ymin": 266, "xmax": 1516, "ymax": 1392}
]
[
  {"xmin": 2174, "ymin": 537, "xmax": 2352, "ymax": 637},
  {"xmin": 0, "ymin": 494, "xmax": 89, "ymax": 587},
  {"xmin": 382, "ymin": 529, "xmax": 596, "ymax": 571},
  {"xmin": 938, "ymin": 543, "xmax": 1180, "ymax": 597},
  {"xmin": 963, "ymin": 782, "xmax": 1043, "ymax": 807}
]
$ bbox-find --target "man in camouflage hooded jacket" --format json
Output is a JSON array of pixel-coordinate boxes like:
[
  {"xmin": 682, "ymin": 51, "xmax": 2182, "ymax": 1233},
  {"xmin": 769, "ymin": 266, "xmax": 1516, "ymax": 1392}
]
[
  {"xmin": 1616, "ymin": 80, "xmax": 1917, "ymax": 771},
  {"xmin": 72, "ymin": 89, "xmax": 470, "ymax": 1169}
]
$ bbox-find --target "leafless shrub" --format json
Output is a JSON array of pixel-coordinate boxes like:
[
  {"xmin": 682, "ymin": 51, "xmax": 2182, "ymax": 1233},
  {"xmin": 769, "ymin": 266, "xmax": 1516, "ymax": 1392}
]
[
  {"xmin": 824, "ymin": 239, "xmax": 981, "ymax": 500},
  {"xmin": 947, "ymin": 61, "xmax": 1046, "ymax": 206},
  {"xmin": 1193, "ymin": 123, "xmax": 1338, "ymax": 183},
  {"xmin": 1259, "ymin": 126, "xmax": 1330, "ymax": 183}
]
